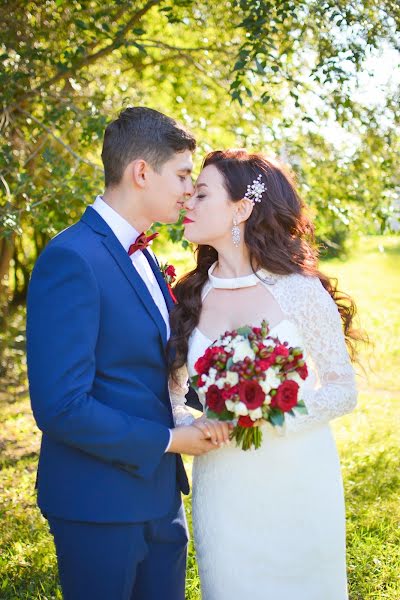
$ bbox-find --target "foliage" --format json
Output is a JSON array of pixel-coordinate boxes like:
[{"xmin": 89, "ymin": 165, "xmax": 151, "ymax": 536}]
[
  {"xmin": 0, "ymin": 236, "xmax": 399, "ymax": 598},
  {"xmin": 0, "ymin": 0, "xmax": 399, "ymax": 314}
]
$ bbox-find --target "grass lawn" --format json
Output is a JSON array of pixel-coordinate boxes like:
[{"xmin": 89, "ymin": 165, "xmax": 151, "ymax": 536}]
[{"xmin": 0, "ymin": 236, "xmax": 399, "ymax": 599}]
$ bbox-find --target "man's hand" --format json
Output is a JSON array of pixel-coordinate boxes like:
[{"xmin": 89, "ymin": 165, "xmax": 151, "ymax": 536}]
[
  {"xmin": 192, "ymin": 416, "xmax": 233, "ymax": 447},
  {"xmin": 167, "ymin": 425, "xmax": 220, "ymax": 456}
]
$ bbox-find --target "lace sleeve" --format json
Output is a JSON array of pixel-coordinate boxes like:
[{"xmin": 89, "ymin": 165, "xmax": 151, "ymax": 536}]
[
  {"xmin": 285, "ymin": 276, "xmax": 357, "ymax": 433},
  {"xmin": 168, "ymin": 365, "xmax": 195, "ymax": 426}
]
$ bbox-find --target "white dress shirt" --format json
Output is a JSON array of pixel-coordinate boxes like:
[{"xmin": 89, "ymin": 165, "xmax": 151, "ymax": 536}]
[
  {"xmin": 92, "ymin": 196, "xmax": 172, "ymax": 450},
  {"xmin": 92, "ymin": 196, "xmax": 170, "ymax": 337}
]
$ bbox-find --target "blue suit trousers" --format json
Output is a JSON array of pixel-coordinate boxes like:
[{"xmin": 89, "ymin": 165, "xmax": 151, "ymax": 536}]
[{"xmin": 47, "ymin": 494, "xmax": 188, "ymax": 600}]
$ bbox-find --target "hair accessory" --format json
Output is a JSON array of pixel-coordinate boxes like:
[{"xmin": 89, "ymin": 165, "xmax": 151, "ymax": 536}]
[{"xmin": 244, "ymin": 174, "xmax": 266, "ymax": 204}]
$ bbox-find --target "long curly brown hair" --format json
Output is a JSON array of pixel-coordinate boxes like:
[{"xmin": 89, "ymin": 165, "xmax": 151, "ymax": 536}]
[{"xmin": 169, "ymin": 149, "xmax": 361, "ymax": 374}]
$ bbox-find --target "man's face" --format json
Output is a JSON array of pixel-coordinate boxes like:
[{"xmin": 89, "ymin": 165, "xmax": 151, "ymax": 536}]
[{"xmin": 144, "ymin": 150, "xmax": 194, "ymax": 224}]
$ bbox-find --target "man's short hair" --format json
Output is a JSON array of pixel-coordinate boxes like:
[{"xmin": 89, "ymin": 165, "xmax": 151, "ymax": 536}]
[{"xmin": 101, "ymin": 106, "xmax": 196, "ymax": 187}]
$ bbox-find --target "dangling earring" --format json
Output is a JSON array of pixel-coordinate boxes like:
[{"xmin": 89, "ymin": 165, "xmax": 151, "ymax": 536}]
[{"xmin": 232, "ymin": 217, "xmax": 240, "ymax": 247}]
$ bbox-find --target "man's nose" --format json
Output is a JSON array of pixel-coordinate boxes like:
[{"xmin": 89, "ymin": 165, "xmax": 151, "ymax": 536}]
[{"xmin": 184, "ymin": 178, "xmax": 194, "ymax": 197}]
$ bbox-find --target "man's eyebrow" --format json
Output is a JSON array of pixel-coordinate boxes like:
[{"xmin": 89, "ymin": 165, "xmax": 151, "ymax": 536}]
[
  {"xmin": 196, "ymin": 183, "xmax": 208, "ymax": 188},
  {"xmin": 178, "ymin": 168, "xmax": 193, "ymax": 174}
]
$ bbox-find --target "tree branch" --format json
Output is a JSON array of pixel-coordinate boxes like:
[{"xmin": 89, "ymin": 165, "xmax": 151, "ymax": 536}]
[
  {"xmin": 14, "ymin": 109, "xmax": 102, "ymax": 172},
  {"xmin": 11, "ymin": 0, "xmax": 164, "ymax": 109}
]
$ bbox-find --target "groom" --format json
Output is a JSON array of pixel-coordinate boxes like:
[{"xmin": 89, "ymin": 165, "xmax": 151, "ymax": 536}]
[{"xmin": 26, "ymin": 107, "xmax": 214, "ymax": 600}]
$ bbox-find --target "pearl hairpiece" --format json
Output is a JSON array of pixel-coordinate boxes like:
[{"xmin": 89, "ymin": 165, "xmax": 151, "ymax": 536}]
[{"xmin": 244, "ymin": 174, "xmax": 266, "ymax": 204}]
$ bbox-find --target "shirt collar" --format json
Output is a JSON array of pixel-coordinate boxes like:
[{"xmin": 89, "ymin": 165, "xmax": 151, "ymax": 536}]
[{"xmin": 92, "ymin": 196, "xmax": 140, "ymax": 252}]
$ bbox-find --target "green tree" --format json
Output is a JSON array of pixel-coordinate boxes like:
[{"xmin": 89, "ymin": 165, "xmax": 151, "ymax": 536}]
[{"xmin": 0, "ymin": 0, "xmax": 399, "ymax": 316}]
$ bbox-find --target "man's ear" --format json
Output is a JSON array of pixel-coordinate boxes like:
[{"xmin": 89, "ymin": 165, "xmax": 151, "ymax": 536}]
[
  {"xmin": 129, "ymin": 159, "xmax": 149, "ymax": 188},
  {"xmin": 235, "ymin": 198, "xmax": 254, "ymax": 224}
]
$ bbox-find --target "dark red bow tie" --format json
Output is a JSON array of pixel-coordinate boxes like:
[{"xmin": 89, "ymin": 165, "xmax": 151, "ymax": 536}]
[{"xmin": 128, "ymin": 231, "xmax": 159, "ymax": 256}]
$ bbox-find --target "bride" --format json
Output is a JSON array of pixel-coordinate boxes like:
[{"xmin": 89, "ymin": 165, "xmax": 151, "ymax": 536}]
[{"xmin": 168, "ymin": 149, "xmax": 358, "ymax": 600}]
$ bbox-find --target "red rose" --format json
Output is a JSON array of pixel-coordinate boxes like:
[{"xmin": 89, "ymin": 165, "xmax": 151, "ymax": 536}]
[
  {"xmin": 210, "ymin": 346, "xmax": 225, "ymax": 357},
  {"xmin": 274, "ymin": 344, "xmax": 289, "ymax": 358},
  {"xmin": 206, "ymin": 385, "xmax": 226, "ymax": 413},
  {"xmin": 258, "ymin": 357, "xmax": 275, "ymax": 370},
  {"xmin": 238, "ymin": 415, "xmax": 254, "ymax": 428},
  {"xmin": 165, "ymin": 265, "xmax": 176, "ymax": 279},
  {"xmin": 222, "ymin": 385, "xmax": 239, "ymax": 400},
  {"xmin": 271, "ymin": 380, "xmax": 299, "ymax": 412},
  {"xmin": 238, "ymin": 380, "xmax": 265, "ymax": 410},
  {"xmin": 297, "ymin": 364, "xmax": 308, "ymax": 380},
  {"xmin": 194, "ymin": 356, "xmax": 211, "ymax": 375}
]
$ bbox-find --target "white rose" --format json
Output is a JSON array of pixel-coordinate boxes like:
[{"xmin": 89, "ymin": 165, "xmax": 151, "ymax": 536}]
[
  {"xmin": 249, "ymin": 407, "xmax": 262, "ymax": 420},
  {"xmin": 225, "ymin": 371, "xmax": 239, "ymax": 386},
  {"xmin": 234, "ymin": 401, "xmax": 249, "ymax": 416},
  {"xmin": 263, "ymin": 393, "xmax": 272, "ymax": 406},
  {"xmin": 259, "ymin": 378, "xmax": 272, "ymax": 395},
  {"xmin": 204, "ymin": 368, "xmax": 218, "ymax": 387},
  {"xmin": 208, "ymin": 367, "xmax": 217, "ymax": 381},
  {"xmin": 225, "ymin": 399, "xmax": 236, "ymax": 412},
  {"xmin": 264, "ymin": 368, "xmax": 281, "ymax": 390},
  {"xmin": 232, "ymin": 340, "xmax": 255, "ymax": 363},
  {"xmin": 215, "ymin": 377, "xmax": 226, "ymax": 389}
]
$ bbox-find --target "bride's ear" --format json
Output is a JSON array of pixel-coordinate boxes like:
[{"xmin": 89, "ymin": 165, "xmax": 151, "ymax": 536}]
[{"xmin": 235, "ymin": 198, "xmax": 254, "ymax": 224}]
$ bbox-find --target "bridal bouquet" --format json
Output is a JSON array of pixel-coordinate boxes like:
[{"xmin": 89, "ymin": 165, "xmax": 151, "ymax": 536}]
[{"xmin": 191, "ymin": 320, "xmax": 308, "ymax": 450}]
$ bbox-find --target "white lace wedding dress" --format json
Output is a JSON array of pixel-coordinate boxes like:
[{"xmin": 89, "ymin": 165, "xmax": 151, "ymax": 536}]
[{"xmin": 170, "ymin": 265, "xmax": 357, "ymax": 600}]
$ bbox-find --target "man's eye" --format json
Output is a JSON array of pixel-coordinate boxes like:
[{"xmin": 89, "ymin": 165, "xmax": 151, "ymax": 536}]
[
  {"xmin": 179, "ymin": 175, "xmax": 186, "ymax": 181},
  {"xmin": 197, "ymin": 194, "xmax": 206, "ymax": 199}
]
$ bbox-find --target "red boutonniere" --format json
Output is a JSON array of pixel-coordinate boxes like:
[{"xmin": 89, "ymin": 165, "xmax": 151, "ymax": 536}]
[{"xmin": 160, "ymin": 263, "xmax": 177, "ymax": 303}]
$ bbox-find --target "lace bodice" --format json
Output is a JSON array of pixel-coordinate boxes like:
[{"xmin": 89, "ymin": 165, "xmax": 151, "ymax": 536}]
[{"xmin": 169, "ymin": 270, "xmax": 357, "ymax": 433}]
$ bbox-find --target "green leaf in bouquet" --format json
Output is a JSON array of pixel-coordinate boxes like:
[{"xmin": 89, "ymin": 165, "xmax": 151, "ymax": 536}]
[
  {"xmin": 236, "ymin": 325, "xmax": 252, "ymax": 337},
  {"xmin": 218, "ymin": 409, "xmax": 235, "ymax": 421},
  {"xmin": 190, "ymin": 374, "xmax": 200, "ymax": 390},
  {"xmin": 226, "ymin": 357, "xmax": 234, "ymax": 369},
  {"xmin": 206, "ymin": 409, "xmax": 221, "ymax": 420},
  {"xmin": 294, "ymin": 405, "xmax": 308, "ymax": 415},
  {"xmin": 269, "ymin": 410, "xmax": 284, "ymax": 427},
  {"xmin": 297, "ymin": 399, "xmax": 306, "ymax": 408}
]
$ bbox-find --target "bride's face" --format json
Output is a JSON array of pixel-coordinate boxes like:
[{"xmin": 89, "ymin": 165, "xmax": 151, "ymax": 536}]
[{"xmin": 183, "ymin": 164, "xmax": 236, "ymax": 245}]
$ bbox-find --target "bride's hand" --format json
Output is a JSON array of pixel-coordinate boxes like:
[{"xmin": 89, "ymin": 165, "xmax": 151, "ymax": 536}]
[{"xmin": 193, "ymin": 416, "xmax": 232, "ymax": 447}]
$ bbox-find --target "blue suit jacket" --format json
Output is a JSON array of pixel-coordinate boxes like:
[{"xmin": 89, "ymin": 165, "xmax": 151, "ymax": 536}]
[{"xmin": 26, "ymin": 207, "xmax": 189, "ymax": 523}]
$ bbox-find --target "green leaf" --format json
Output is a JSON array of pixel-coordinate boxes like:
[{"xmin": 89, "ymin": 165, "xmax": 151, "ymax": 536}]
[
  {"xmin": 269, "ymin": 410, "xmax": 284, "ymax": 427},
  {"xmin": 294, "ymin": 405, "xmax": 308, "ymax": 415},
  {"xmin": 236, "ymin": 325, "xmax": 252, "ymax": 337},
  {"xmin": 226, "ymin": 357, "xmax": 234, "ymax": 369},
  {"xmin": 206, "ymin": 409, "xmax": 221, "ymax": 420}
]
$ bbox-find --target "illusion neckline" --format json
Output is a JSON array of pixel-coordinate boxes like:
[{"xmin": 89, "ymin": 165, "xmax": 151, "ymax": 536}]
[{"xmin": 208, "ymin": 262, "xmax": 276, "ymax": 290}]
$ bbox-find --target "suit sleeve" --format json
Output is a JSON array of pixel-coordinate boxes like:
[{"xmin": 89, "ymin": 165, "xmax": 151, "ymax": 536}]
[{"xmin": 26, "ymin": 244, "xmax": 170, "ymax": 480}]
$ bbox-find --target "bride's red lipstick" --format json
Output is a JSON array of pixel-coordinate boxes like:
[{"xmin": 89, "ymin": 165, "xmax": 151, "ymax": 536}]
[{"xmin": 183, "ymin": 216, "xmax": 194, "ymax": 224}]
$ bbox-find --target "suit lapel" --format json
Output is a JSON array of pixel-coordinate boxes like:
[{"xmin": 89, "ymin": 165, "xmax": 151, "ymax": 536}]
[
  {"xmin": 81, "ymin": 207, "xmax": 168, "ymax": 346},
  {"xmin": 103, "ymin": 236, "xmax": 168, "ymax": 346}
]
